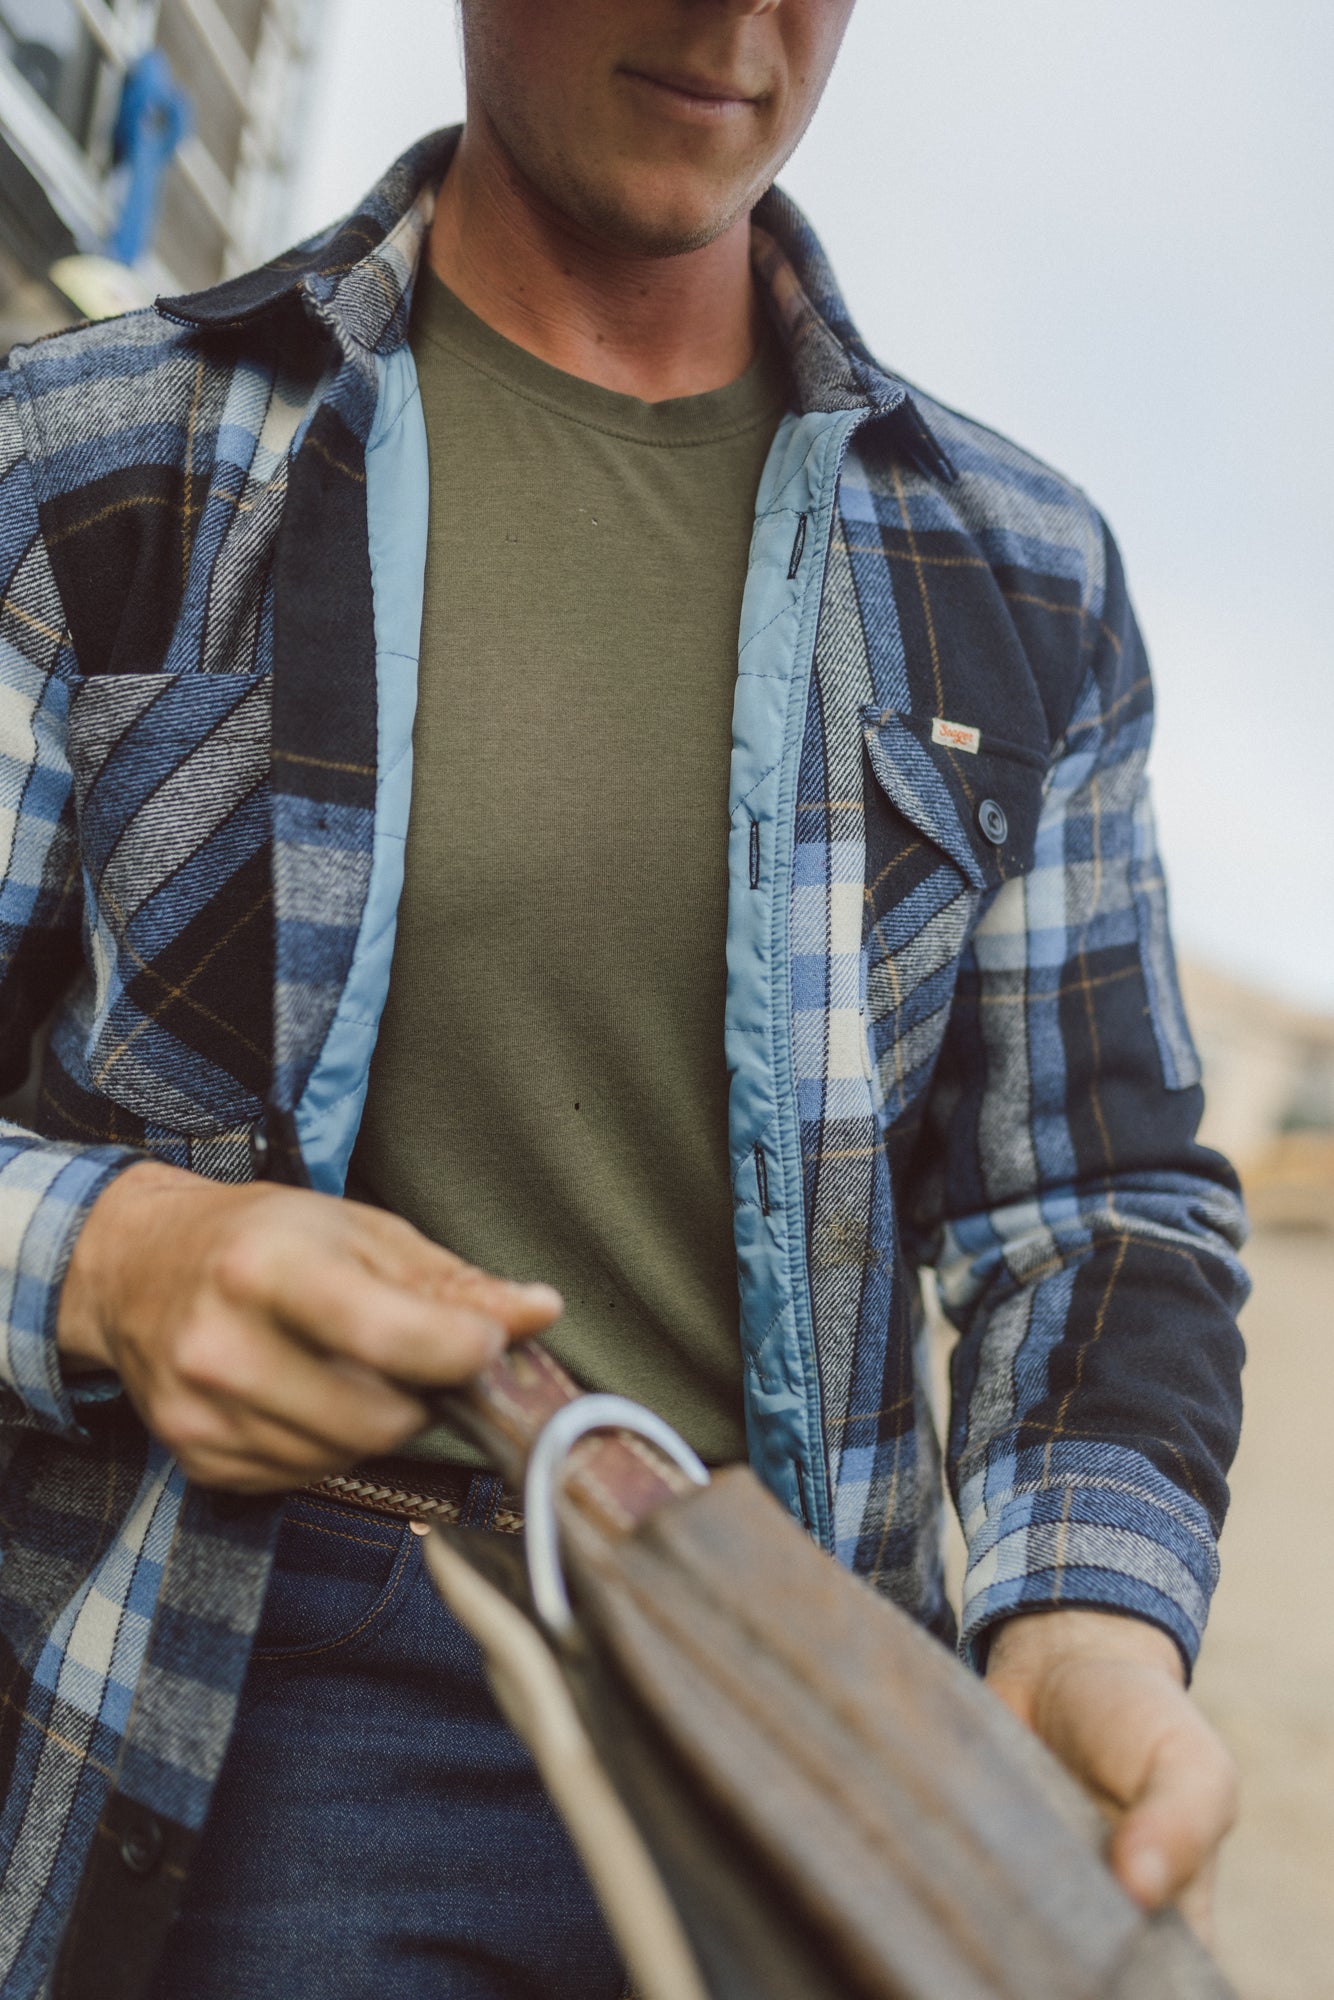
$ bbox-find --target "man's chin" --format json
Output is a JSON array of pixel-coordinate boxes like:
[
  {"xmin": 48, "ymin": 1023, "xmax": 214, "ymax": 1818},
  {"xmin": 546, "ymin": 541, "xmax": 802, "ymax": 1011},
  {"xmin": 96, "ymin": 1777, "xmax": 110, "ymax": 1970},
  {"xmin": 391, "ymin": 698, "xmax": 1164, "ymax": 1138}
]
[{"xmin": 557, "ymin": 168, "xmax": 756, "ymax": 260}]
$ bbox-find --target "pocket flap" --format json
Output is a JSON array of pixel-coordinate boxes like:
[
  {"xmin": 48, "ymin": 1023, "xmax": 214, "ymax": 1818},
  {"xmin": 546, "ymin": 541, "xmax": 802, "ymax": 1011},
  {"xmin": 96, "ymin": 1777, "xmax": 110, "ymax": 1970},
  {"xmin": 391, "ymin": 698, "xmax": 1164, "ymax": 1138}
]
[
  {"xmin": 64, "ymin": 668, "xmax": 273, "ymax": 1131},
  {"xmin": 861, "ymin": 708, "xmax": 1047, "ymax": 892}
]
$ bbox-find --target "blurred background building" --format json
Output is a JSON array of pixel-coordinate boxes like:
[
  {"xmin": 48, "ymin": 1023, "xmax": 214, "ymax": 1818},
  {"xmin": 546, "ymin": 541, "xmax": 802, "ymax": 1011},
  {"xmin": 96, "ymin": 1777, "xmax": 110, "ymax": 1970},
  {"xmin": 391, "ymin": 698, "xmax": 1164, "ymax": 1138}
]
[
  {"xmin": 0, "ymin": 0, "xmax": 315, "ymax": 348},
  {"xmin": 1184, "ymin": 961, "xmax": 1334, "ymax": 1233}
]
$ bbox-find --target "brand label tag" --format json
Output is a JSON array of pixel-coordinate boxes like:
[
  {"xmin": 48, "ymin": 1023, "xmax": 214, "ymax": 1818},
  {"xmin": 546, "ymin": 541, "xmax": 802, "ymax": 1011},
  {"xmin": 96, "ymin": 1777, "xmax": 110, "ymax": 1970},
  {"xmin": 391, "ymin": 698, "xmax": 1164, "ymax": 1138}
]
[{"xmin": 931, "ymin": 716, "xmax": 981, "ymax": 755}]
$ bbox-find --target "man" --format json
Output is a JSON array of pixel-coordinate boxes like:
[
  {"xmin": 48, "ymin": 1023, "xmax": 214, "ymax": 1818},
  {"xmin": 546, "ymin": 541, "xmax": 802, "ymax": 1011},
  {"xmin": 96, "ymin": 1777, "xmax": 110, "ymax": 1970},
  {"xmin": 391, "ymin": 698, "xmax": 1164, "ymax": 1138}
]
[{"xmin": 0, "ymin": 2, "xmax": 1246, "ymax": 1995}]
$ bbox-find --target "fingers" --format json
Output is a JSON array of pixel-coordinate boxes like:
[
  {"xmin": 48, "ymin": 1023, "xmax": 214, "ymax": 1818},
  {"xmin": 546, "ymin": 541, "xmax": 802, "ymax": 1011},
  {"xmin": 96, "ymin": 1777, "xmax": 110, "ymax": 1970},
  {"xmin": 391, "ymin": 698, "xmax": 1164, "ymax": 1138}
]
[
  {"xmin": 214, "ymin": 1239, "xmax": 506, "ymax": 1386},
  {"xmin": 1110, "ymin": 1714, "xmax": 1238, "ymax": 1912},
  {"xmin": 170, "ymin": 1317, "xmax": 429, "ymax": 1464},
  {"xmin": 1172, "ymin": 1854, "xmax": 1219, "ymax": 1948},
  {"xmin": 341, "ymin": 1203, "xmax": 564, "ymax": 1333},
  {"xmin": 164, "ymin": 1436, "xmax": 361, "ymax": 1495},
  {"xmin": 95, "ymin": 1175, "xmax": 568, "ymax": 1490},
  {"xmin": 986, "ymin": 1617, "xmax": 1237, "ymax": 1930},
  {"xmin": 214, "ymin": 1218, "xmax": 563, "ymax": 1387}
]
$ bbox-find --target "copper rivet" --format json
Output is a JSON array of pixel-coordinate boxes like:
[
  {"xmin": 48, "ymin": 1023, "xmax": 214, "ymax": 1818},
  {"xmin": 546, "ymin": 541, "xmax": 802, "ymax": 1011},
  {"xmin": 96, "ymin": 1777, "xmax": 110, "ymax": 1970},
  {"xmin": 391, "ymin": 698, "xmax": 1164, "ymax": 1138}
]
[{"xmin": 409, "ymin": 1520, "xmax": 430, "ymax": 1536}]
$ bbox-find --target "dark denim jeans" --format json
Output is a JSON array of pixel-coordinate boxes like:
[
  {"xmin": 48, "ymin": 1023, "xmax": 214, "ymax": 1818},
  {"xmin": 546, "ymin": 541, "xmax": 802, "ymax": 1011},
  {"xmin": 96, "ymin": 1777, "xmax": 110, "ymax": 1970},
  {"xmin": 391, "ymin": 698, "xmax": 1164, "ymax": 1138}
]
[{"xmin": 147, "ymin": 1481, "xmax": 627, "ymax": 2000}]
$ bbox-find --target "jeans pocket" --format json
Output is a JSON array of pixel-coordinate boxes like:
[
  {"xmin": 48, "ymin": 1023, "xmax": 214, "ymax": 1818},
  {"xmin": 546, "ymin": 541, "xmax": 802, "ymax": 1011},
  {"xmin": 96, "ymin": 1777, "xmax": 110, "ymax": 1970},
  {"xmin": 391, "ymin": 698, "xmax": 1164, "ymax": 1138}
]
[{"xmin": 252, "ymin": 1495, "xmax": 415, "ymax": 1660}]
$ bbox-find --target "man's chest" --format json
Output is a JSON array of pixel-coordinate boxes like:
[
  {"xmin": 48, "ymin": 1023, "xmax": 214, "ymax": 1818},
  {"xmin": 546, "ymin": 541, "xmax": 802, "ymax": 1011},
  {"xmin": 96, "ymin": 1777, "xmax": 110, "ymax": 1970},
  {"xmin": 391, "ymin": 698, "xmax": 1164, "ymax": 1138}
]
[{"xmin": 401, "ymin": 276, "xmax": 785, "ymax": 975}]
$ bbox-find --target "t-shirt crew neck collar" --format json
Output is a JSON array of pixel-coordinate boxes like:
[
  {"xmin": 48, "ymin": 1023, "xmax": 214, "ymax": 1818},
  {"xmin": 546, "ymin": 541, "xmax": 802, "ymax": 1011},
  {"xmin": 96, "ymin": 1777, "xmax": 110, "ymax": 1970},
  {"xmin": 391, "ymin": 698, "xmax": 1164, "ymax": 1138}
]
[{"xmin": 410, "ymin": 263, "xmax": 791, "ymax": 446}]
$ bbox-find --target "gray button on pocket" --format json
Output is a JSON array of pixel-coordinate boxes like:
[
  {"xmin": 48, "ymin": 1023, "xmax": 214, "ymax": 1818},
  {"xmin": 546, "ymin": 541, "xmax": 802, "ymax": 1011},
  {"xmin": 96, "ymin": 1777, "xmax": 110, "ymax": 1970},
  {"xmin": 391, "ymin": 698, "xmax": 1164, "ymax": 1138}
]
[{"xmin": 977, "ymin": 798, "xmax": 1008, "ymax": 846}]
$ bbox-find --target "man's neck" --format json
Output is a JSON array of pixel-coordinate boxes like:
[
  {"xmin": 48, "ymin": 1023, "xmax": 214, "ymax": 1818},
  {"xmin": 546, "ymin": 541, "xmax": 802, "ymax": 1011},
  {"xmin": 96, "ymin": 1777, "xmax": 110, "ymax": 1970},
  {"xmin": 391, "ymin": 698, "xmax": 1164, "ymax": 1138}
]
[{"xmin": 426, "ymin": 118, "xmax": 760, "ymax": 403}]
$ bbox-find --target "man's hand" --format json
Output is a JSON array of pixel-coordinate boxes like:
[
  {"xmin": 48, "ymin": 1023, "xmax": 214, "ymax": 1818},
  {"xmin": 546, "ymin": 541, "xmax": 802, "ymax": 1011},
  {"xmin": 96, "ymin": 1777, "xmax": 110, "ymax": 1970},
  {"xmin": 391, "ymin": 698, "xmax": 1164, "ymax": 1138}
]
[
  {"xmin": 57, "ymin": 1159, "xmax": 563, "ymax": 1493},
  {"xmin": 985, "ymin": 1608, "xmax": 1237, "ymax": 1941}
]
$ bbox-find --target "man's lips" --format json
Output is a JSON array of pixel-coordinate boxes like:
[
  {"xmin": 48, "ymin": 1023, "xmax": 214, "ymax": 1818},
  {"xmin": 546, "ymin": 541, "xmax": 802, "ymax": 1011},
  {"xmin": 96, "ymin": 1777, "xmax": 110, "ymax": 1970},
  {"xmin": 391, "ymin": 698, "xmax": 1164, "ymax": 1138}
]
[{"xmin": 619, "ymin": 66, "xmax": 763, "ymax": 118}]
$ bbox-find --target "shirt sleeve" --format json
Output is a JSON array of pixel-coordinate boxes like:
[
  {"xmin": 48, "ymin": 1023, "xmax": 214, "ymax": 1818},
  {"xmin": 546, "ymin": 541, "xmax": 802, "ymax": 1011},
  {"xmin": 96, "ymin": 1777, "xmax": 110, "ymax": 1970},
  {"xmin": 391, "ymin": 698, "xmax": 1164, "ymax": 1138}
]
[
  {"xmin": 906, "ymin": 516, "xmax": 1248, "ymax": 1675},
  {"xmin": 0, "ymin": 378, "xmax": 143, "ymax": 1436}
]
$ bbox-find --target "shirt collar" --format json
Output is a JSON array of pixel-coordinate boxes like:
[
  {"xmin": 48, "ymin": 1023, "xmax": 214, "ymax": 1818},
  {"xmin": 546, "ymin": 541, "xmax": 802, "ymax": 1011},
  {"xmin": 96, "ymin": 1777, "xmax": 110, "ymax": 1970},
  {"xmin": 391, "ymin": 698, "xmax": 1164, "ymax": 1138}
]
[{"xmin": 158, "ymin": 127, "xmax": 954, "ymax": 482}]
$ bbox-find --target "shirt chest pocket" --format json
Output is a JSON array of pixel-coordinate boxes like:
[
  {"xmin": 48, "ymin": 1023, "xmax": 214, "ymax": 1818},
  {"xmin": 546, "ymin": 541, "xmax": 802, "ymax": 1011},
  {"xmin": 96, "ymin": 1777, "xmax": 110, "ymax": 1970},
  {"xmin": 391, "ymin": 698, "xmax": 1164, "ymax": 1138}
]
[
  {"xmin": 859, "ymin": 707, "xmax": 1047, "ymax": 1126},
  {"xmin": 64, "ymin": 669, "xmax": 274, "ymax": 1130}
]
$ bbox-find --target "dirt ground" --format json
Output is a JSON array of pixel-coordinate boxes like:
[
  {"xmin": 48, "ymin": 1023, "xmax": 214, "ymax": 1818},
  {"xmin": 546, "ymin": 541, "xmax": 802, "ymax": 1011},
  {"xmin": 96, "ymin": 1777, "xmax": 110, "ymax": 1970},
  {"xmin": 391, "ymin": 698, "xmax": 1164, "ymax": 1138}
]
[
  {"xmin": 1193, "ymin": 1229, "xmax": 1334, "ymax": 1998},
  {"xmin": 934, "ymin": 1226, "xmax": 1334, "ymax": 1997}
]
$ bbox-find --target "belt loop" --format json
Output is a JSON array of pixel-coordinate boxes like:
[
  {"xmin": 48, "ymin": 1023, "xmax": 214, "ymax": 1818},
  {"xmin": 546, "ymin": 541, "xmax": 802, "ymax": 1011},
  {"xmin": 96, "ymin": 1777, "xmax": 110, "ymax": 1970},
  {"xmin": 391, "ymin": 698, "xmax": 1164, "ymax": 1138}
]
[{"xmin": 462, "ymin": 1471, "xmax": 505, "ymax": 1532}]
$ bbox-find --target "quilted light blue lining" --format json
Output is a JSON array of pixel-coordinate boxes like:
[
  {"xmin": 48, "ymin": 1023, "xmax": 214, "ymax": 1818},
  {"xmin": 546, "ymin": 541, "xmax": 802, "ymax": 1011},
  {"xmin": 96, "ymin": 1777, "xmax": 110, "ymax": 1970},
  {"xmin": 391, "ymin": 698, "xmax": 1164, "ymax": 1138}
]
[
  {"xmin": 294, "ymin": 347, "xmax": 427, "ymax": 1190},
  {"xmin": 725, "ymin": 406, "xmax": 863, "ymax": 1545}
]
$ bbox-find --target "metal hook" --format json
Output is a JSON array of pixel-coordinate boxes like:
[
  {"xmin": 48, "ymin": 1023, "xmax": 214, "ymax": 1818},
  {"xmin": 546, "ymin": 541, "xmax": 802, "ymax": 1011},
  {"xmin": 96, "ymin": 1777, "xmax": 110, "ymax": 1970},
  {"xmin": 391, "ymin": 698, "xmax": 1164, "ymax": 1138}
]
[{"xmin": 524, "ymin": 1395, "xmax": 710, "ymax": 1640}]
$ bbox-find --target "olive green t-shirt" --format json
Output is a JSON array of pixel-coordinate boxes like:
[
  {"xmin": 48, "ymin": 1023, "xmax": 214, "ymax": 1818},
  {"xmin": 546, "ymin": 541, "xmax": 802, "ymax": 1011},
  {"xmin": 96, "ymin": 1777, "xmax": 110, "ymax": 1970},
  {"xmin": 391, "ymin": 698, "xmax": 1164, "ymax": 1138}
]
[{"xmin": 345, "ymin": 269, "xmax": 788, "ymax": 1465}]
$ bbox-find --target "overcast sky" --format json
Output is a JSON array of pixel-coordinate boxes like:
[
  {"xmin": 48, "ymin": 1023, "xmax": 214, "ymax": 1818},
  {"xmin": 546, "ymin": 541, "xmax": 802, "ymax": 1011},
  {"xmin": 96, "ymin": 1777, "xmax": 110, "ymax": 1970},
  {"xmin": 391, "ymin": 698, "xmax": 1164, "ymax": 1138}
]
[{"xmin": 287, "ymin": 2, "xmax": 1333, "ymax": 1013}]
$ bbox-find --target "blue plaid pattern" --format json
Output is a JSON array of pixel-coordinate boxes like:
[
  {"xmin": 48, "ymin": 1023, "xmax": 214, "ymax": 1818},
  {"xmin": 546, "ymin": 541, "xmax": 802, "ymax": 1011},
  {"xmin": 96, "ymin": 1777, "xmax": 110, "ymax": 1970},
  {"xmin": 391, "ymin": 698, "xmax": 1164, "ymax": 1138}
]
[
  {"xmin": 0, "ymin": 134, "xmax": 1245, "ymax": 1993},
  {"xmin": 751, "ymin": 199, "xmax": 1244, "ymax": 1666}
]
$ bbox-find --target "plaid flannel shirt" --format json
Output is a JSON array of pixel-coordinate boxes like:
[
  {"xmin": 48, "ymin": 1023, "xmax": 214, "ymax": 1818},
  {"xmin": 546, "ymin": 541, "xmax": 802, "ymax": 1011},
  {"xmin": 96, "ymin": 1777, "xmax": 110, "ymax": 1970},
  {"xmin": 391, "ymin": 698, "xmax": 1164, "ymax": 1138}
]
[{"xmin": 0, "ymin": 132, "xmax": 1245, "ymax": 1995}]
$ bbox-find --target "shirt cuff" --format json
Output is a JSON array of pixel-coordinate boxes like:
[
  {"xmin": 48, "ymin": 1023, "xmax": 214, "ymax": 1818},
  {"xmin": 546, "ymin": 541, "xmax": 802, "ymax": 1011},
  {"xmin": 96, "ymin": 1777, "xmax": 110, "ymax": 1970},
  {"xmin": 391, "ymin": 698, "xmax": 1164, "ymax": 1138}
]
[
  {"xmin": 956, "ymin": 1441, "xmax": 1222, "ymax": 1677},
  {"xmin": 0, "ymin": 1136, "xmax": 144, "ymax": 1435}
]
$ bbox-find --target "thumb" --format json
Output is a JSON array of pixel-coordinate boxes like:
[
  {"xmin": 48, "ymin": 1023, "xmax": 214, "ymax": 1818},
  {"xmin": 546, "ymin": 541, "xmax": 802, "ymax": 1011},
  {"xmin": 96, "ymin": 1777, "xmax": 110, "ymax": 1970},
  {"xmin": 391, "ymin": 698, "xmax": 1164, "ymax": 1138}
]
[{"xmin": 1110, "ymin": 1715, "xmax": 1238, "ymax": 1908}]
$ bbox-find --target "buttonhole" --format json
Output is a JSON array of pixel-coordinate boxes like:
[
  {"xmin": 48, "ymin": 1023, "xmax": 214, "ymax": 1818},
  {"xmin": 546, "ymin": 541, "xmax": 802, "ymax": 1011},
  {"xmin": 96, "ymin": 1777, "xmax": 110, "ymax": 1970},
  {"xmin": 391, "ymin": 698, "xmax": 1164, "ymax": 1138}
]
[
  {"xmin": 749, "ymin": 819, "xmax": 761, "ymax": 888},
  {"xmin": 787, "ymin": 512, "xmax": 808, "ymax": 581},
  {"xmin": 754, "ymin": 1142, "xmax": 771, "ymax": 1216},
  {"xmin": 796, "ymin": 1486, "xmax": 813, "ymax": 1532}
]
